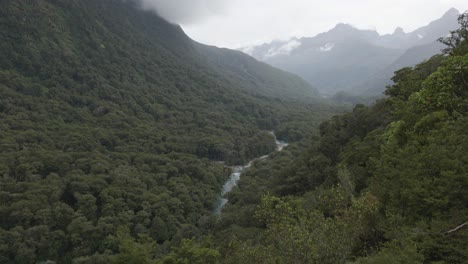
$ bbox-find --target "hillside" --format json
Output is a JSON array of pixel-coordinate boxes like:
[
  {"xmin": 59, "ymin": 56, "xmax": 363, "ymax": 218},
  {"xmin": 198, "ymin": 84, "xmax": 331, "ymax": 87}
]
[
  {"xmin": 0, "ymin": 0, "xmax": 336, "ymax": 263},
  {"xmin": 210, "ymin": 13, "xmax": 468, "ymax": 263},
  {"xmin": 195, "ymin": 44, "xmax": 319, "ymax": 100}
]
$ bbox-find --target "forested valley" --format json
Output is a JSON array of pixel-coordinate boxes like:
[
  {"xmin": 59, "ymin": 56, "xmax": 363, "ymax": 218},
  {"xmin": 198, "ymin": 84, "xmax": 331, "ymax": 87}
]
[
  {"xmin": 0, "ymin": 0, "xmax": 342, "ymax": 263},
  {"xmin": 0, "ymin": 0, "xmax": 467, "ymax": 263},
  {"xmin": 211, "ymin": 13, "xmax": 468, "ymax": 264}
]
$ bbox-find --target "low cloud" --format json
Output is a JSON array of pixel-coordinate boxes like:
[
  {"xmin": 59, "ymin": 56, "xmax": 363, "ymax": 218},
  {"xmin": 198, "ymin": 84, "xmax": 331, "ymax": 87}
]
[
  {"xmin": 264, "ymin": 40, "xmax": 302, "ymax": 59},
  {"xmin": 135, "ymin": 0, "xmax": 229, "ymax": 25}
]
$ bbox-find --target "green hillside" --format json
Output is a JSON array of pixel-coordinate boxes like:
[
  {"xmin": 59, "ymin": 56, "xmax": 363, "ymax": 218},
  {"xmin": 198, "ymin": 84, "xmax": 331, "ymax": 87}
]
[
  {"xmin": 195, "ymin": 44, "xmax": 319, "ymax": 100},
  {"xmin": 212, "ymin": 13, "xmax": 468, "ymax": 264},
  {"xmin": 2, "ymin": 0, "xmax": 465, "ymax": 263},
  {"xmin": 0, "ymin": 0, "xmax": 336, "ymax": 263}
]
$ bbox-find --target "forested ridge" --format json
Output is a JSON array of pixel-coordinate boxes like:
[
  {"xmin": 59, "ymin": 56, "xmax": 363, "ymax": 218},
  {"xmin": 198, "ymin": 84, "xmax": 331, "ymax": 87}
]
[
  {"xmin": 0, "ymin": 0, "xmax": 339, "ymax": 263},
  {"xmin": 210, "ymin": 13, "xmax": 468, "ymax": 264},
  {"xmin": 1, "ymin": 0, "xmax": 467, "ymax": 263}
]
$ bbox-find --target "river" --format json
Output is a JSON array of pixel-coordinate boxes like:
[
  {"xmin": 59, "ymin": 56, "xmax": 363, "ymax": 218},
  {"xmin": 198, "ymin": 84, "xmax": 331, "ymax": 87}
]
[{"xmin": 214, "ymin": 132, "xmax": 288, "ymax": 215}]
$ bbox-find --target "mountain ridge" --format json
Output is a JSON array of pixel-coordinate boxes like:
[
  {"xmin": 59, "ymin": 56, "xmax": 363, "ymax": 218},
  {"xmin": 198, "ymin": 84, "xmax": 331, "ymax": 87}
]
[{"xmin": 241, "ymin": 8, "xmax": 460, "ymax": 96}]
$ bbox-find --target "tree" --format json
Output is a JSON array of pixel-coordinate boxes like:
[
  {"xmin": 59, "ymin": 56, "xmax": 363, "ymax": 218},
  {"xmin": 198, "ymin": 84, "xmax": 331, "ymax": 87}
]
[
  {"xmin": 439, "ymin": 11, "xmax": 468, "ymax": 55},
  {"xmin": 112, "ymin": 227, "xmax": 158, "ymax": 264},
  {"xmin": 157, "ymin": 239, "xmax": 220, "ymax": 264}
]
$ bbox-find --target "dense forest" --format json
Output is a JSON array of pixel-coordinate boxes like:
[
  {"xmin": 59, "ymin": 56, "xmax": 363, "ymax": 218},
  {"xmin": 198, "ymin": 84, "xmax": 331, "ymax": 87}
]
[
  {"xmin": 0, "ymin": 0, "xmax": 467, "ymax": 263},
  {"xmin": 0, "ymin": 0, "xmax": 340, "ymax": 263},
  {"xmin": 211, "ymin": 13, "xmax": 468, "ymax": 264}
]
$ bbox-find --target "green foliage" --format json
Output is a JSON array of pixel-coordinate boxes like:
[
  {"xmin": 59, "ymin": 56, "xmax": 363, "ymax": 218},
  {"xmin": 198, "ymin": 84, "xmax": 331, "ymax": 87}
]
[
  {"xmin": 353, "ymin": 239, "xmax": 424, "ymax": 264},
  {"xmin": 111, "ymin": 227, "xmax": 158, "ymax": 264},
  {"xmin": 273, "ymin": 102, "xmax": 391, "ymax": 196},
  {"xmin": 0, "ymin": 0, "xmax": 340, "ymax": 263},
  {"xmin": 439, "ymin": 11, "xmax": 468, "ymax": 55},
  {"xmin": 157, "ymin": 239, "xmax": 220, "ymax": 264},
  {"xmin": 215, "ymin": 11, "xmax": 468, "ymax": 264},
  {"xmin": 410, "ymin": 54, "xmax": 468, "ymax": 113},
  {"xmin": 385, "ymin": 55, "xmax": 446, "ymax": 100},
  {"xmin": 223, "ymin": 193, "xmax": 378, "ymax": 264},
  {"xmin": 3, "ymin": 1, "xmax": 467, "ymax": 264}
]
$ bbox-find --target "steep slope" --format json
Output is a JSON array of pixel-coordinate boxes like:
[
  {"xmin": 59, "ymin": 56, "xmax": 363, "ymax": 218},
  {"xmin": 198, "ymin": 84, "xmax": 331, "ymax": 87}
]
[
  {"xmin": 0, "ymin": 0, "xmax": 336, "ymax": 263},
  {"xmin": 196, "ymin": 43, "xmax": 319, "ymax": 100},
  {"xmin": 0, "ymin": 0, "xmax": 320, "ymax": 164}
]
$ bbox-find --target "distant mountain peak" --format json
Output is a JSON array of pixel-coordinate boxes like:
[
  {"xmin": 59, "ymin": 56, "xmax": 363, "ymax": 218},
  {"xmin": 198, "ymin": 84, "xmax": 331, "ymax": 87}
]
[
  {"xmin": 332, "ymin": 23, "xmax": 356, "ymax": 31},
  {"xmin": 393, "ymin": 27, "xmax": 405, "ymax": 36},
  {"xmin": 442, "ymin": 8, "xmax": 460, "ymax": 18}
]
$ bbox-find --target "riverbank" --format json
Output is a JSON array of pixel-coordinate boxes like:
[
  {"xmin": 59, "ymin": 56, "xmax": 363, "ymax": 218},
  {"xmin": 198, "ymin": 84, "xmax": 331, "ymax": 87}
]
[{"xmin": 214, "ymin": 132, "xmax": 288, "ymax": 214}]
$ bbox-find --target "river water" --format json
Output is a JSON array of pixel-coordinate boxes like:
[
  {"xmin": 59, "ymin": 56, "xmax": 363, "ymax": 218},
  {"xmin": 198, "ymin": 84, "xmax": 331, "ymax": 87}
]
[{"xmin": 214, "ymin": 132, "xmax": 288, "ymax": 214}]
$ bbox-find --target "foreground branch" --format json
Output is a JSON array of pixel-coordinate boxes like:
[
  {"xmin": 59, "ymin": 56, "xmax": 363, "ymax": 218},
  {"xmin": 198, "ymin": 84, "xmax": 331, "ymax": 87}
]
[{"xmin": 444, "ymin": 222, "xmax": 468, "ymax": 235}]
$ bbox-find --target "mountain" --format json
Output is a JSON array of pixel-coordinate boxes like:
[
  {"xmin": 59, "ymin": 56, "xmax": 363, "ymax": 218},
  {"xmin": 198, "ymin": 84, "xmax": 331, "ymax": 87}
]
[
  {"xmin": 264, "ymin": 36, "xmax": 403, "ymax": 96},
  {"xmin": 0, "ymin": 0, "xmax": 335, "ymax": 263},
  {"xmin": 243, "ymin": 8, "xmax": 460, "ymax": 96},
  {"xmin": 195, "ymin": 43, "xmax": 319, "ymax": 100},
  {"xmin": 353, "ymin": 41, "xmax": 445, "ymax": 95},
  {"xmin": 377, "ymin": 8, "xmax": 460, "ymax": 49}
]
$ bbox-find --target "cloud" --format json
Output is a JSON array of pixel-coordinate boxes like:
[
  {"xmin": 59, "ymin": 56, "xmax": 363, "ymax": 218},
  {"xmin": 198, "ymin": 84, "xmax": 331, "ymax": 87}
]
[
  {"xmin": 181, "ymin": 0, "xmax": 468, "ymax": 48},
  {"xmin": 264, "ymin": 40, "xmax": 302, "ymax": 59},
  {"xmin": 135, "ymin": 0, "xmax": 230, "ymax": 24},
  {"xmin": 318, "ymin": 43, "xmax": 335, "ymax": 52}
]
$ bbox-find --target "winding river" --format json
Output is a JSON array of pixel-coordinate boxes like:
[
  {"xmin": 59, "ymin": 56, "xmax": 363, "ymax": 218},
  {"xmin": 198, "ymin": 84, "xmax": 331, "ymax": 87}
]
[{"xmin": 214, "ymin": 132, "xmax": 288, "ymax": 214}]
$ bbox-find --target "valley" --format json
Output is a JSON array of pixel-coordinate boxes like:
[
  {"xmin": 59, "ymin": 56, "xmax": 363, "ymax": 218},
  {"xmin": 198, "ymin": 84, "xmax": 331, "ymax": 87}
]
[
  {"xmin": 0, "ymin": 1, "xmax": 466, "ymax": 263},
  {"xmin": 214, "ymin": 132, "xmax": 288, "ymax": 215}
]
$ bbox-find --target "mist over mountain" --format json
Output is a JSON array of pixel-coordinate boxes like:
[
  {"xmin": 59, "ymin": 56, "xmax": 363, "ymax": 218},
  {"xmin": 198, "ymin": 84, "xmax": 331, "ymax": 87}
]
[
  {"xmin": 132, "ymin": 0, "xmax": 228, "ymax": 24},
  {"xmin": 375, "ymin": 8, "xmax": 460, "ymax": 49},
  {"xmin": 352, "ymin": 41, "xmax": 446, "ymax": 96},
  {"xmin": 242, "ymin": 8, "xmax": 460, "ymax": 96}
]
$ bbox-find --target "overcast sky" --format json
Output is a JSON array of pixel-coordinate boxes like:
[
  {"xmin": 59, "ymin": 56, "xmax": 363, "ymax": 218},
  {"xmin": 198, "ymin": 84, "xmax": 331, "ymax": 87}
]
[{"xmin": 139, "ymin": 0, "xmax": 468, "ymax": 49}]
